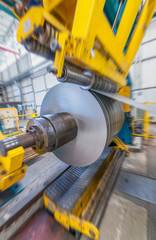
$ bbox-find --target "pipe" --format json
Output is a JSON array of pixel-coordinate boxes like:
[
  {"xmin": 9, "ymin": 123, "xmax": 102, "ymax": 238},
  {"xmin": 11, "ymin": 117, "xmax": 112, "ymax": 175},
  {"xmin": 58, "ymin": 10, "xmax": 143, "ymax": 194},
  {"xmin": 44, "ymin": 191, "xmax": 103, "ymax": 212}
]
[
  {"xmin": 0, "ymin": 112, "xmax": 78, "ymax": 156},
  {"xmin": 23, "ymin": 38, "xmax": 55, "ymax": 61},
  {"xmin": 0, "ymin": 45, "xmax": 20, "ymax": 56},
  {"xmin": 0, "ymin": 133, "xmax": 36, "ymax": 157},
  {"xmin": 112, "ymin": 0, "xmax": 125, "ymax": 31}
]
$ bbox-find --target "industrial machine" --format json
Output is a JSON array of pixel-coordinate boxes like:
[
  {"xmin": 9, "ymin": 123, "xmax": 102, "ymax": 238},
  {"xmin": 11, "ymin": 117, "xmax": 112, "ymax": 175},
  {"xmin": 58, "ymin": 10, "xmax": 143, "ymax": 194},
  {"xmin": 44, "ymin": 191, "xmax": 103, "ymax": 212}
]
[
  {"xmin": 1, "ymin": 0, "xmax": 156, "ymax": 164},
  {"xmin": 0, "ymin": 0, "xmax": 156, "ymax": 239}
]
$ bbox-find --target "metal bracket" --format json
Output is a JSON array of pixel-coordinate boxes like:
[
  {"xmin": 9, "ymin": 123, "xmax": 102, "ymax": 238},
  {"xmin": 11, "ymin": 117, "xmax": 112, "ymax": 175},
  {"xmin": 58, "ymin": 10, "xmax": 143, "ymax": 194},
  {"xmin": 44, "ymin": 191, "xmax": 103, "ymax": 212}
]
[{"xmin": 113, "ymin": 136, "xmax": 129, "ymax": 155}]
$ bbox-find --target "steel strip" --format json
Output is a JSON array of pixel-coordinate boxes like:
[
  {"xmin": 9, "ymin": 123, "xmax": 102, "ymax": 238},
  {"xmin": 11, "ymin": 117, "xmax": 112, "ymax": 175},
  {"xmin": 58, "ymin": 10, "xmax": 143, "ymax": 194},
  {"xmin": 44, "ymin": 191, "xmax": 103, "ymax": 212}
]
[{"xmin": 92, "ymin": 89, "xmax": 156, "ymax": 114}]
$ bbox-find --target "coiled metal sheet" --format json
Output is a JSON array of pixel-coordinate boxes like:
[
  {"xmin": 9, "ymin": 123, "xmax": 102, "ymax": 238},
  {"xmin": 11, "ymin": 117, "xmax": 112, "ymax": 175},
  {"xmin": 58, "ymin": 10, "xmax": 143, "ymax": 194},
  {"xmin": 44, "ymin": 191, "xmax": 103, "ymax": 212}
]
[{"xmin": 40, "ymin": 83, "xmax": 124, "ymax": 166}]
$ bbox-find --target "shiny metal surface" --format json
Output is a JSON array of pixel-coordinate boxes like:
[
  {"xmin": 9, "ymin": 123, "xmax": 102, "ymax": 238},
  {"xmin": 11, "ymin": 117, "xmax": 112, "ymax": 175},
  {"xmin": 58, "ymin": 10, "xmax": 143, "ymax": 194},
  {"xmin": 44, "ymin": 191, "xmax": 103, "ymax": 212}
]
[
  {"xmin": 42, "ymin": 113, "xmax": 77, "ymax": 150},
  {"xmin": 58, "ymin": 65, "xmax": 118, "ymax": 93},
  {"xmin": 24, "ymin": 38, "xmax": 55, "ymax": 61},
  {"xmin": 41, "ymin": 83, "xmax": 107, "ymax": 166},
  {"xmin": 40, "ymin": 83, "xmax": 124, "ymax": 167},
  {"xmin": 93, "ymin": 89, "xmax": 156, "ymax": 115},
  {"xmin": 57, "ymin": 66, "xmax": 92, "ymax": 87}
]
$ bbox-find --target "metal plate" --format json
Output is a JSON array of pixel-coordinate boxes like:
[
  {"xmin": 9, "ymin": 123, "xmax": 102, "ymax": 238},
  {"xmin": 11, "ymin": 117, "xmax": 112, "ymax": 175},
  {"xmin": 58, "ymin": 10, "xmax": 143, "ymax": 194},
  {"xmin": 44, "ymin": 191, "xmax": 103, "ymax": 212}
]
[
  {"xmin": 40, "ymin": 83, "xmax": 107, "ymax": 167},
  {"xmin": 93, "ymin": 89, "xmax": 156, "ymax": 115}
]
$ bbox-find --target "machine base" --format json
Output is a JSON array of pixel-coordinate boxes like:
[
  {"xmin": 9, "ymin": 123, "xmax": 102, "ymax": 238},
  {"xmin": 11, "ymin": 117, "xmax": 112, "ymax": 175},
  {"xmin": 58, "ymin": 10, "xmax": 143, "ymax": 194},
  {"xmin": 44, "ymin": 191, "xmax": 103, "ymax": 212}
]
[
  {"xmin": 44, "ymin": 147, "xmax": 126, "ymax": 239},
  {"xmin": 0, "ymin": 183, "xmax": 23, "ymax": 207}
]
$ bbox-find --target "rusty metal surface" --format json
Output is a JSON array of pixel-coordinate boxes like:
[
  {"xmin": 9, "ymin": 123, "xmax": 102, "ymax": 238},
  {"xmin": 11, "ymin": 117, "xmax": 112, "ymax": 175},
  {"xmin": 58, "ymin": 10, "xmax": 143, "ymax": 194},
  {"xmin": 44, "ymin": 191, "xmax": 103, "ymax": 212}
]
[{"xmin": 10, "ymin": 209, "xmax": 76, "ymax": 240}]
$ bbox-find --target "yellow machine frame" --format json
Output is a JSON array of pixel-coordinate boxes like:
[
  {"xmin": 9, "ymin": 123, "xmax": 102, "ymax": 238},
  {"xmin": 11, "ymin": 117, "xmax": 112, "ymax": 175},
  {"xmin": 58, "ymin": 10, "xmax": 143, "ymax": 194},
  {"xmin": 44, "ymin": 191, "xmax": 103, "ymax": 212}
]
[
  {"xmin": 16, "ymin": 0, "xmax": 156, "ymax": 88},
  {"xmin": 0, "ymin": 132, "xmax": 27, "ymax": 191}
]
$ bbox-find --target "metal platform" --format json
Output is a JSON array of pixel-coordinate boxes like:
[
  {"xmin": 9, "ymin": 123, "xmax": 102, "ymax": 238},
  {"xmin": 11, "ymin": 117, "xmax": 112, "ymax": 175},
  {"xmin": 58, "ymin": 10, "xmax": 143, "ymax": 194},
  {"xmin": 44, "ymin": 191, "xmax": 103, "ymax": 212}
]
[{"xmin": 44, "ymin": 147, "xmax": 126, "ymax": 239}]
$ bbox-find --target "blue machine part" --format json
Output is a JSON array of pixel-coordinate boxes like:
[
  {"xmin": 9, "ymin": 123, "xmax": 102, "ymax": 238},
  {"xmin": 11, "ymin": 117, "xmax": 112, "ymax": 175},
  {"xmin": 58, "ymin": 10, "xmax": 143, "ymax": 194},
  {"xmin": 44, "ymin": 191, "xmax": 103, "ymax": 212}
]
[
  {"xmin": 104, "ymin": 0, "xmax": 142, "ymax": 52},
  {"xmin": 0, "ymin": 120, "xmax": 3, "ymax": 134},
  {"xmin": 118, "ymin": 74, "xmax": 133, "ymax": 144},
  {"xmin": 0, "ymin": 183, "xmax": 23, "ymax": 207},
  {"xmin": 27, "ymin": 0, "xmax": 43, "ymax": 9},
  {"xmin": 104, "ymin": 0, "xmax": 127, "ymax": 34},
  {"xmin": 118, "ymin": 113, "xmax": 133, "ymax": 144},
  {"xmin": 0, "ymin": 3, "xmax": 17, "ymax": 19}
]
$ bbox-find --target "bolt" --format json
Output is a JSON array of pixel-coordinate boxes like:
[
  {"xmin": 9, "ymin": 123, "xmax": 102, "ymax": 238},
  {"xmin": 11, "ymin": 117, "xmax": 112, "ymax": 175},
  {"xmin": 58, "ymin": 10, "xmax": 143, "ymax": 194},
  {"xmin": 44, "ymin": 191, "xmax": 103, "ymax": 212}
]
[
  {"xmin": 33, "ymin": 24, "xmax": 37, "ymax": 33},
  {"xmin": 51, "ymin": 68, "xmax": 58, "ymax": 75},
  {"xmin": 0, "ymin": 162, "xmax": 2, "ymax": 166},
  {"xmin": 9, "ymin": 176, "xmax": 13, "ymax": 181},
  {"xmin": 1, "ymin": 170, "xmax": 6, "ymax": 175},
  {"xmin": 89, "ymin": 229, "xmax": 95, "ymax": 238},
  {"xmin": 21, "ymin": 169, "xmax": 25, "ymax": 173},
  {"xmin": 47, "ymin": 66, "xmax": 58, "ymax": 75}
]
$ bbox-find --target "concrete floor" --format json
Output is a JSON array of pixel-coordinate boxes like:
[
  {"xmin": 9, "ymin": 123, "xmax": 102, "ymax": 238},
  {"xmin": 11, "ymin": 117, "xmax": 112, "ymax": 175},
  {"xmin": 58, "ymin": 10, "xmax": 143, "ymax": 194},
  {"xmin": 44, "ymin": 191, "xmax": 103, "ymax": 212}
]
[
  {"xmin": 99, "ymin": 124, "xmax": 156, "ymax": 240},
  {"xmin": 2, "ymin": 121, "xmax": 156, "ymax": 240}
]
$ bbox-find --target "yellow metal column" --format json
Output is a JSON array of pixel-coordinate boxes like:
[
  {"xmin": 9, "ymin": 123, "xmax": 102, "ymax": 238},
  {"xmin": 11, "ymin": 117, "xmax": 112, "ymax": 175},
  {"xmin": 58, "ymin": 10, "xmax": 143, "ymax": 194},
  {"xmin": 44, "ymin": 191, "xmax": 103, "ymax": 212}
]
[
  {"xmin": 43, "ymin": 0, "xmax": 63, "ymax": 12},
  {"xmin": 72, "ymin": 0, "xmax": 105, "ymax": 44},
  {"xmin": 97, "ymin": 14, "xmax": 128, "ymax": 72},
  {"xmin": 144, "ymin": 111, "xmax": 150, "ymax": 141}
]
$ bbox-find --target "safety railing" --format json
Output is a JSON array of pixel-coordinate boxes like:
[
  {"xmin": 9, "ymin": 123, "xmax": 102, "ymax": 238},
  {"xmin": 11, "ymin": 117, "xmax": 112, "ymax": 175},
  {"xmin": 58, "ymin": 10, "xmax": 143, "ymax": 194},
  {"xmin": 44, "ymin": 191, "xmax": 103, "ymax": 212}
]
[
  {"xmin": 0, "ymin": 111, "xmax": 39, "ymax": 137},
  {"xmin": 132, "ymin": 102, "xmax": 156, "ymax": 140}
]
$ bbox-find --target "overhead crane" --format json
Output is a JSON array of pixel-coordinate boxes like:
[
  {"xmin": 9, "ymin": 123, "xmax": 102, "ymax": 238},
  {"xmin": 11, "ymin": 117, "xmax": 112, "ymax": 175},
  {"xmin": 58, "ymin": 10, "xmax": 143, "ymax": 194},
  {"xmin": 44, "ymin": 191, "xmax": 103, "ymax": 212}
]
[{"xmin": 0, "ymin": 0, "xmax": 156, "ymax": 239}]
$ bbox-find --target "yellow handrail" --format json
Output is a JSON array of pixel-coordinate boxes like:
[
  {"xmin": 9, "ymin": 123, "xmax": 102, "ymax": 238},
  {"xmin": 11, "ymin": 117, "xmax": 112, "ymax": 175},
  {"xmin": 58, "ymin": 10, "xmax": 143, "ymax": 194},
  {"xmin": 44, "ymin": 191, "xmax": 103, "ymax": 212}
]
[
  {"xmin": 0, "ymin": 110, "xmax": 40, "ymax": 138},
  {"xmin": 0, "ymin": 113, "xmax": 39, "ymax": 119},
  {"xmin": 132, "ymin": 102, "xmax": 156, "ymax": 140}
]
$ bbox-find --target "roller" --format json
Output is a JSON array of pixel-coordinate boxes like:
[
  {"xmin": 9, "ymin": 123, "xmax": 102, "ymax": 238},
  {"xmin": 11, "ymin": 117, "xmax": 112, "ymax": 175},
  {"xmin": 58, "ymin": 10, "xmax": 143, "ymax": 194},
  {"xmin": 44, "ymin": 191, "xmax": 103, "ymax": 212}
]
[
  {"xmin": 37, "ymin": 22, "xmax": 58, "ymax": 48},
  {"xmin": 0, "ymin": 84, "xmax": 124, "ymax": 167},
  {"xmin": 0, "ymin": 112, "xmax": 77, "ymax": 157},
  {"xmin": 57, "ymin": 65, "xmax": 119, "ymax": 93}
]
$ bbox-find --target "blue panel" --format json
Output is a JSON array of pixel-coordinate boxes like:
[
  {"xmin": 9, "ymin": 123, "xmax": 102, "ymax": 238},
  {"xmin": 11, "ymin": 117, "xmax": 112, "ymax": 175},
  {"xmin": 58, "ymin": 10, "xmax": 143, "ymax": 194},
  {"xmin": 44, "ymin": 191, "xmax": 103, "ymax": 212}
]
[
  {"xmin": 0, "ymin": 183, "xmax": 23, "ymax": 207},
  {"xmin": 118, "ymin": 114, "xmax": 133, "ymax": 144},
  {"xmin": 103, "ymin": 0, "xmax": 127, "ymax": 33}
]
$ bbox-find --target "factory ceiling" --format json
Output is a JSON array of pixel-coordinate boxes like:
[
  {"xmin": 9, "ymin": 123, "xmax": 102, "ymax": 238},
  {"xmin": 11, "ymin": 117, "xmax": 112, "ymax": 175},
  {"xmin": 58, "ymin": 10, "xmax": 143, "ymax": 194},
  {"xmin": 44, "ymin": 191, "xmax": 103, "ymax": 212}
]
[{"xmin": 0, "ymin": 8, "xmax": 26, "ymax": 72}]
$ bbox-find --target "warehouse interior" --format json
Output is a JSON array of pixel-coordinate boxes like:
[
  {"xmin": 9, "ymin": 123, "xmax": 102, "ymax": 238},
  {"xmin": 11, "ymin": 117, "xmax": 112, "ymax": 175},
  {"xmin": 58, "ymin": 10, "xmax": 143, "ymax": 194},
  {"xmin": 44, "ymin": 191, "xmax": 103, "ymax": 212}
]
[{"xmin": 0, "ymin": 0, "xmax": 156, "ymax": 240}]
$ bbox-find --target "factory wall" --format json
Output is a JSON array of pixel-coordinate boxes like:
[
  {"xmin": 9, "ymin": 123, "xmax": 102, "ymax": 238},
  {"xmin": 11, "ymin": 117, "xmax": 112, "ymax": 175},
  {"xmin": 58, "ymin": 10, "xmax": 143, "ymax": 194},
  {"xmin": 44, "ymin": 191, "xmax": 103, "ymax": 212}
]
[
  {"xmin": 2, "ymin": 52, "xmax": 59, "ymax": 113},
  {"xmin": 5, "ymin": 71, "xmax": 59, "ymax": 113},
  {"xmin": 130, "ymin": 18, "xmax": 156, "ymax": 106}
]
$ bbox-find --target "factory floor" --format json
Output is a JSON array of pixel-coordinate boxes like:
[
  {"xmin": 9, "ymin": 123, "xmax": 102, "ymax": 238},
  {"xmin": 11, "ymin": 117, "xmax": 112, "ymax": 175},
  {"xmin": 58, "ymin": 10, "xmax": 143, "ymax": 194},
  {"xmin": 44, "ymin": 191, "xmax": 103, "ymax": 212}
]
[
  {"xmin": 1, "ymin": 125, "xmax": 156, "ymax": 240},
  {"xmin": 99, "ymin": 124, "xmax": 156, "ymax": 240}
]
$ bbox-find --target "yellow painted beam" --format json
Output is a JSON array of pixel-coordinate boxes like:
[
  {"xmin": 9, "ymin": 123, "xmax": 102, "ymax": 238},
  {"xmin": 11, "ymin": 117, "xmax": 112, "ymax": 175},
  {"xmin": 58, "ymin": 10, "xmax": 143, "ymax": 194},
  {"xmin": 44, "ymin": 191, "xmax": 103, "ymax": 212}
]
[
  {"xmin": 116, "ymin": 0, "xmax": 142, "ymax": 51},
  {"xmin": 43, "ymin": 10, "xmax": 68, "ymax": 33},
  {"xmin": 72, "ymin": 0, "xmax": 105, "ymax": 46},
  {"xmin": 125, "ymin": 0, "xmax": 156, "ymax": 75},
  {"xmin": 97, "ymin": 14, "xmax": 128, "ymax": 72},
  {"xmin": 77, "ymin": 46, "xmax": 127, "ymax": 87},
  {"xmin": 43, "ymin": 0, "xmax": 63, "ymax": 12},
  {"xmin": 17, "ymin": 7, "xmax": 44, "ymax": 43}
]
